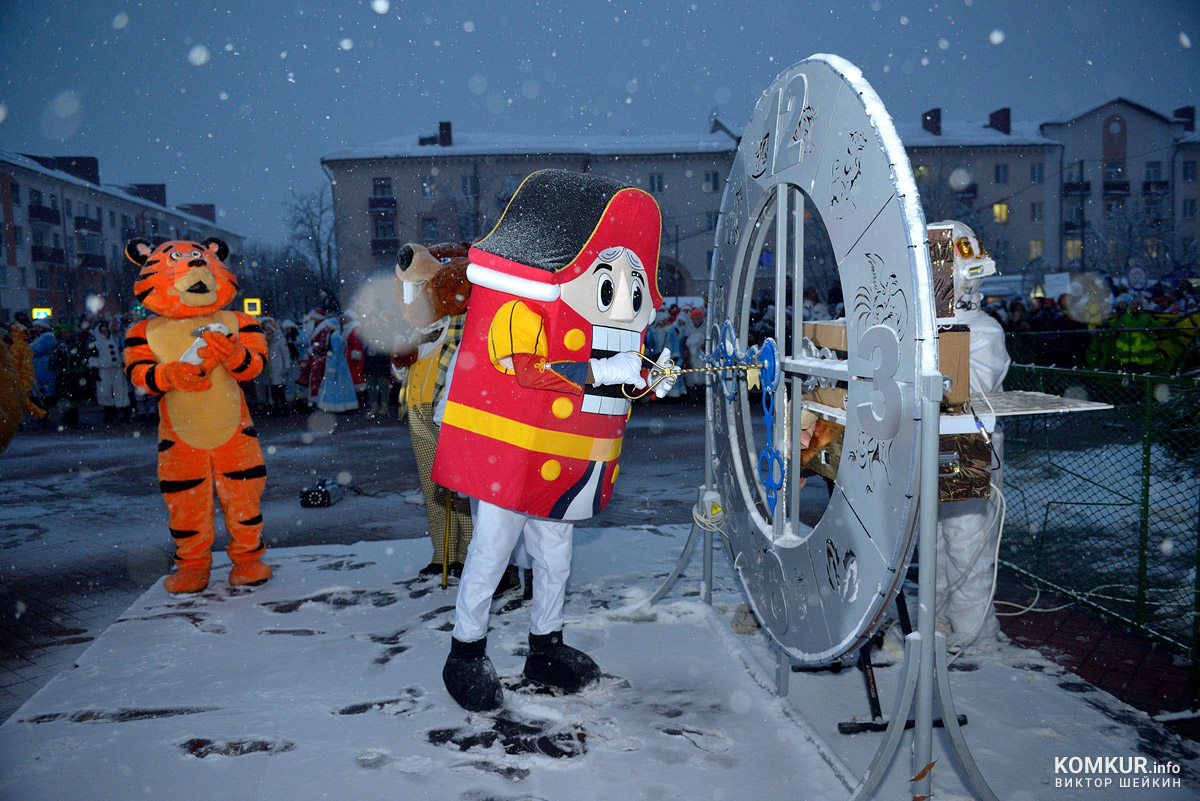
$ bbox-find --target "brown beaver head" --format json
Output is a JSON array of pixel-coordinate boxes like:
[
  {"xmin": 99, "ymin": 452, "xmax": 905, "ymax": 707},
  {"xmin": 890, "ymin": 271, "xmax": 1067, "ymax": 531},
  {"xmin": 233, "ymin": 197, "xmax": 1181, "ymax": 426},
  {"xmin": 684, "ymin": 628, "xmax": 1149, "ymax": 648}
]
[{"xmin": 393, "ymin": 241, "xmax": 471, "ymax": 330}]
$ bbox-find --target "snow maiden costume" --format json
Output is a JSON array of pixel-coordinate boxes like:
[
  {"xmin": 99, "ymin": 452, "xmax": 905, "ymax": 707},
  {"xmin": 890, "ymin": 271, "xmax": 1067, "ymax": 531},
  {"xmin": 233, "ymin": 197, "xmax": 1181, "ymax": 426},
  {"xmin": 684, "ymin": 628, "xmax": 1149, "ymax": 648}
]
[{"xmin": 432, "ymin": 169, "xmax": 674, "ymax": 711}]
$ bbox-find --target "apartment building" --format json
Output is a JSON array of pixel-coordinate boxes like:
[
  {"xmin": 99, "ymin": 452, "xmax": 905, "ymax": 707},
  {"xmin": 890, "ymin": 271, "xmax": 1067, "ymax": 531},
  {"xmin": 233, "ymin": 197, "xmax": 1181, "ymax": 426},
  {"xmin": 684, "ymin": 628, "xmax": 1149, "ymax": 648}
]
[
  {"xmin": 321, "ymin": 123, "xmax": 738, "ymax": 300},
  {"xmin": 323, "ymin": 101, "xmax": 1198, "ymax": 307},
  {"xmin": 0, "ymin": 151, "xmax": 242, "ymax": 322}
]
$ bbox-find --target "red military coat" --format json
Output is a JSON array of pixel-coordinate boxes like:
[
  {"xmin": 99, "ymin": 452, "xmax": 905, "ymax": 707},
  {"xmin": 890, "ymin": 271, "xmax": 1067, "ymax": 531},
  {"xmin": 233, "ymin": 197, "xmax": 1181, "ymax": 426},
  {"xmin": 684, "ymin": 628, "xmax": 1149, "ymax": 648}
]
[{"xmin": 432, "ymin": 284, "xmax": 642, "ymax": 521}]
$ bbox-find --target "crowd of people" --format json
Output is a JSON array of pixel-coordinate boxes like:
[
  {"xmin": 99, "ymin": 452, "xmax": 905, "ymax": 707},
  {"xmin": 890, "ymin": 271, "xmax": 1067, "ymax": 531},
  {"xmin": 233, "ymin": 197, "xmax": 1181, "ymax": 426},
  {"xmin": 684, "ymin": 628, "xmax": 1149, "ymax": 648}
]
[
  {"xmin": 0, "ymin": 304, "xmax": 407, "ymax": 432},
  {"xmin": 981, "ymin": 283, "xmax": 1200, "ymax": 372}
]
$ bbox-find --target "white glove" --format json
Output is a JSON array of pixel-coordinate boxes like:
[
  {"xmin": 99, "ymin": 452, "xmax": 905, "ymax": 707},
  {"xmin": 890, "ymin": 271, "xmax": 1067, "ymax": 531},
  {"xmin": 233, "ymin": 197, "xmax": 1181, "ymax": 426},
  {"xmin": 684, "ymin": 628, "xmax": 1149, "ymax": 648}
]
[
  {"xmin": 589, "ymin": 351, "xmax": 646, "ymax": 389},
  {"xmin": 648, "ymin": 347, "xmax": 677, "ymax": 398}
]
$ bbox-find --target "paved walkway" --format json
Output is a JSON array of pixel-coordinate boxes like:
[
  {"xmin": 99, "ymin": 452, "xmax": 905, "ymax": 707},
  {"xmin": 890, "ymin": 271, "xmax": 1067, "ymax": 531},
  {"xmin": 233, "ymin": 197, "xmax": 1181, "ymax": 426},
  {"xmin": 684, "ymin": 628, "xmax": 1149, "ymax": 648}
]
[{"xmin": 994, "ymin": 572, "xmax": 1198, "ymax": 741}]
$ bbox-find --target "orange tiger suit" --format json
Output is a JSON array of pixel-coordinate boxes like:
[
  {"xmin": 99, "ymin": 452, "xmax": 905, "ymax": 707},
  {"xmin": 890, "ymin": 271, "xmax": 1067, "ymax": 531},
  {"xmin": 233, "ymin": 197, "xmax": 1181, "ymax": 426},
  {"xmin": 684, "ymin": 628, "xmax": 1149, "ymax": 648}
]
[{"xmin": 122, "ymin": 237, "xmax": 271, "ymax": 593}]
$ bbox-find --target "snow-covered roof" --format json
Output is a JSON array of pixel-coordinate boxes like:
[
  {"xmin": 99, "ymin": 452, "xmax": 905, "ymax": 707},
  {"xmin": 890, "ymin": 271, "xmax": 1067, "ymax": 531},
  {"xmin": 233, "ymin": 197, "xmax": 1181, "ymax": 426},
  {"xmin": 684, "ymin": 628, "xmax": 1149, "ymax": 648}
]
[
  {"xmin": 322, "ymin": 131, "xmax": 738, "ymax": 164},
  {"xmin": 1041, "ymin": 96, "xmax": 1176, "ymax": 127},
  {"xmin": 894, "ymin": 120, "xmax": 1059, "ymax": 148},
  {"xmin": 0, "ymin": 149, "xmax": 243, "ymax": 238}
]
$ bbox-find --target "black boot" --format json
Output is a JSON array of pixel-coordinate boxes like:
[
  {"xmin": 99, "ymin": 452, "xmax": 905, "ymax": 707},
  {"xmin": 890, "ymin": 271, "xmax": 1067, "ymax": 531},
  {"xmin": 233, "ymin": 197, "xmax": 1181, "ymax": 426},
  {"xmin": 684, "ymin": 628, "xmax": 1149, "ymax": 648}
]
[
  {"xmin": 443, "ymin": 637, "xmax": 502, "ymax": 712},
  {"xmin": 493, "ymin": 564, "xmax": 521, "ymax": 598},
  {"xmin": 523, "ymin": 568, "xmax": 534, "ymax": 601},
  {"xmin": 523, "ymin": 630, "xmax": 600, "ymax": 694}
]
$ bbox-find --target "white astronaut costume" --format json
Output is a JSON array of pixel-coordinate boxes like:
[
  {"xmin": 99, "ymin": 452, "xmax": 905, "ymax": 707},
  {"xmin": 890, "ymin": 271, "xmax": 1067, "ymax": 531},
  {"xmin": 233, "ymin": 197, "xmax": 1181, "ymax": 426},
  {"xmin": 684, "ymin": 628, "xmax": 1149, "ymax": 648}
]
[{"xmin": 933, "ymin": 221, "xmax": 1011, "ymax": 652}]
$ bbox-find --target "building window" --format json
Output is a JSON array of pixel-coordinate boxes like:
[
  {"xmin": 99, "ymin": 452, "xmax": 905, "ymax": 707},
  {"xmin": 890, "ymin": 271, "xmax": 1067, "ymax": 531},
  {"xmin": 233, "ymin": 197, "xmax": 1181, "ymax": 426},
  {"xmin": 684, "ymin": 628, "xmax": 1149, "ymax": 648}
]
[
  {"xmin": 992, "ymin": 202, "xmax": 1010, "ymax": 224},
  {"xmin": 1064, "ymin": 162, "xmax": 1082, "ymax": 183},
  {"xmin": 501, "ymin": 174, "xmax": 522, "ymax": 200},
  {"xmin": 65, "ymin": 199, "xmax": 72, "ymax": 216},
  {"xmin": 419, "ymin": 216, "xmax": 442, "ymax": 244},
  {"xmin": 12, "ymin": 226, "xmax": 22, "ymax": 246},
  {"xmin": 1104, "ymin": 161, "xmax": 1124, "ymax": 181},
  {"xmin": 1030, "ymin": 163, "xmax": 1044, "ymax": 184},
  {"xmin": 372, "ymin": 177, "xmax": 393, "ymax": 197},
  {"xmin": 421, "ymin": 176, "xmax": 437, "ymax": 198},
  {"xmin": 49, "ymin": 194, "xmax": 58, "ymax": 210},
  {"xmin": 121, "ymin": 214, "xmax": 131, "ymax": 231},
  {"xmin": 31, "ymin": 228, "xmax": 45, "ymax": 247},
  {"xmin": 1145, "ymin": 197, "xmax": 1163, "ymax": 220},
  {"xmin": 9, "ymin": 183, "xmax": 19, "ymax": 205},
  {"xmin": 29, "ymin": 188, "xmax": 43, "ymax": 206},
  {"xmin": 1184, "ymin": 198, "xmax": 1198, "ymax": 220},
  {"xmin": 1145, "ymin": 239, "xmax": 1160, "ymax": 259},
  {"xmin": 914, "ymin": 165, "xmax": 930, "ymax": 183},
  {"xmin": 1104, "ymin": 198, "xmax": 1124, "ymax": 216},
  {"xmin": 1145, "ymin": 161, "xmax": 1163, "ymax": 182},
  {"xmin": 374, "ymin": 218, "xmax": 395, "ymax": 238},
  {"xmin": 0, "ymin": 265, "xmax": 6, "ymax": 285},
  {"xmin": 1184, "ymin": 161, "xmax": 1198, "ymax": 183},
  {"xmin": 648, "ymin": 173, "xmax": 664, "ymax": 193},
  {"xmin": 19, "ymin": 268, "xmax": 28, "ymax": 286},
  {"xmin": 462, "ymin": 175, "xmax": 479, "ymax": 197},
  {"xmin": 994, "ymin": 163, "xmax": 1008, "ymax": 185},
  {"xmin": 1065, "ymin": 238, "xmax": 1082, "ymax": 261},
  {"xmin": 108, "ymin": 210, "xmax": 115, "ymax": 228},
  {"xmin": 1030, "ymin": 202, "xmax": 1043, "ymax": 222},
  {"xmin": 1029, "ymin": 239, "xmax": 1044, "ymax": 259},
  {"xmin": 36, "ymin": 269, "xmax": 49, "ymax": 290},
  {"xmin": 705, "ymin": 211, "xmax": 720, "ymax": 231},
  {"xmin": 703, "ymin": 170, "xmax": 721, "ymax": 192}
]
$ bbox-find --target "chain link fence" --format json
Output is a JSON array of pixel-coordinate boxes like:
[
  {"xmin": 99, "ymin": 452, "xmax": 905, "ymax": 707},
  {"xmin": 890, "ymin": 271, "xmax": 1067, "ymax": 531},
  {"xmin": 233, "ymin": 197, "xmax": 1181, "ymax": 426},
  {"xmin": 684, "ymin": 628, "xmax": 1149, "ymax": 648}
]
[{"xmin": 999, "ymin": 361, "xmax": 1200, "ymax": 694}]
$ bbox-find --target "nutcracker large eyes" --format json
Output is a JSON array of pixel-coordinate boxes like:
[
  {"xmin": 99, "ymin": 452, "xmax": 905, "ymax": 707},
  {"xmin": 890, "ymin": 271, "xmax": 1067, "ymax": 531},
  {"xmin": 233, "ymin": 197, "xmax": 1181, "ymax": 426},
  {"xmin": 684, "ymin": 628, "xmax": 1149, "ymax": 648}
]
[
  {"xmin": 632, "ymin": 282, "xmax": 643, "ymax": 314},
  {"xmin": 596, "ymin": 270, "xmax": 615, "ymax": 312}
]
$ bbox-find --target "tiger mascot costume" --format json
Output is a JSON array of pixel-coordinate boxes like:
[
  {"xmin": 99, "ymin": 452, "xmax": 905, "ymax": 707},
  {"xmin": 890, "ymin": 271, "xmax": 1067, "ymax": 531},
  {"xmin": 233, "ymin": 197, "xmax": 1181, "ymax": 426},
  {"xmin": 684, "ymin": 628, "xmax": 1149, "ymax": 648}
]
[{"xmin": 122, "ymin": 237, "xmax": 272, "ymax": 593}]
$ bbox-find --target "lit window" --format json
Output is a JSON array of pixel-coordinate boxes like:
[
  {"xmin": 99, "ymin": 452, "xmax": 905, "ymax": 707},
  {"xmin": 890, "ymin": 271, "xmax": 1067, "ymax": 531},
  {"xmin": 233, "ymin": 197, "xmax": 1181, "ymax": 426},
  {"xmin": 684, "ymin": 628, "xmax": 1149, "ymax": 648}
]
[
  {"xmin": 914, "ymin": 165, "xmax": 930, "ymax": 183},
  {"xmin": 1030, "ymin": 163, "xmax": 1044, "ymax": 184},
  {"xmin": 421, "ymin": 176, "xmax": 437, "ymax": 198},
  {"xmin": 1145, "ymin": 239, "xmax": 1160, "ymax": 259},
  {"xmin": 992, "ymin": 202, "xmax": 1010, "ymax": 224},
  {"xmin": 1029, "ymin": 239, "xmax": 1044, "ymax": 259},
  {"xmin": 1065, "ymin": 238, "xmax": 1082, "ymax": 261},
  {"xmin": 994, "ymin": 164, "xmax": 1008, "ymax": 185}
]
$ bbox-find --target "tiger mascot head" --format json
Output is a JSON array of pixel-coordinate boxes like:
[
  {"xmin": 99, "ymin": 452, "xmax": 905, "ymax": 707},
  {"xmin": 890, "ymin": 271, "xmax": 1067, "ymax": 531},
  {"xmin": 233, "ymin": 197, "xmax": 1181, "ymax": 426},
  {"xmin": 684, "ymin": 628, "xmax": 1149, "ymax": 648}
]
[{"xmin": 125, "ymin": 237, "xmax": 237, "ymax": 319}]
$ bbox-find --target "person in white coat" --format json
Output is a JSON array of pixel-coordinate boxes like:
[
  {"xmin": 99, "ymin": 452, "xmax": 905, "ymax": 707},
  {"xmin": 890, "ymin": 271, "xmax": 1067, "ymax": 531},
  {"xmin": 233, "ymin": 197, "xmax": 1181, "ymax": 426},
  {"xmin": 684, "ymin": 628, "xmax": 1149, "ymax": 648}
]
[
  {"xmin": 87, "ymin": 320, "xmax": 130, "ymax": 424},
  {"xmin": 933, "ymin": 220, "xmax": 1011, "ymax": 654}
]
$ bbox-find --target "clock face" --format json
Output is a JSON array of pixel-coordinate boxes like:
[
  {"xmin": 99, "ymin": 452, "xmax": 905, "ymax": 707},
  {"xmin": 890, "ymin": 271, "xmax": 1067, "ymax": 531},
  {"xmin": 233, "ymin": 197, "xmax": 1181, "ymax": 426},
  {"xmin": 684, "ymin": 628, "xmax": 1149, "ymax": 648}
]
[{"xmin": 709, "ymin": 55, "xmax": 938, "ymax": 665}]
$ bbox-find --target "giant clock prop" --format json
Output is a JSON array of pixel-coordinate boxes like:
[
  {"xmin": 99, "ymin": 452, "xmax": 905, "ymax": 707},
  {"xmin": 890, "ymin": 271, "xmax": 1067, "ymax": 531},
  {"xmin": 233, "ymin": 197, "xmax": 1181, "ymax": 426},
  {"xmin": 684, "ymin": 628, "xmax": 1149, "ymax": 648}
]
[{"xmin": 708, "ymin": 54, "xmax": 936, "ymax": 666}]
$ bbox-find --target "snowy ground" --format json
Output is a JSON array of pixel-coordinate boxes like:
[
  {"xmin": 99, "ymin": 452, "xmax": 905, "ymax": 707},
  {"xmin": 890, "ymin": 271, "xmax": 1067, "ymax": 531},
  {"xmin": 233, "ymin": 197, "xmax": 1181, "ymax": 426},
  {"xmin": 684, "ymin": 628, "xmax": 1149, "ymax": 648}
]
[
  {"xmin": 3, "ymin": 405, "xmax": 1200, "ymax": 799},
  {"xmin": 2, "ymin": 527, "xmax": 1198, "ymax": 800}
]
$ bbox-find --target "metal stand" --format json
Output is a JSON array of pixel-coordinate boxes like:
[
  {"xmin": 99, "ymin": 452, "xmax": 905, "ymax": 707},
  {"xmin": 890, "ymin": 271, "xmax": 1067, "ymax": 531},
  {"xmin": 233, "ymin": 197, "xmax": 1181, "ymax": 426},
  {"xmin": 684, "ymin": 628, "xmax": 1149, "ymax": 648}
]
[
  {"xmin": 847, "ymin": 373, "xmax": 997, "ymax": 801},
  {"xmin": 648, "ymin": 370, "xmax": 717, "ymax": 607}
]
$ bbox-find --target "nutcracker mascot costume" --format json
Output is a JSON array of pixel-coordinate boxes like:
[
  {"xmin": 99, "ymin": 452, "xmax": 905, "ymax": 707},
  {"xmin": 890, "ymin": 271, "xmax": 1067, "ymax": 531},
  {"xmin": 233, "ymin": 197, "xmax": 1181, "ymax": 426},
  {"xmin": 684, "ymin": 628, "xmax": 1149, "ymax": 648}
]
[
  {"xmin": 123, "ymin": 238, "xmax": 271, "ymax": 593},
  {"xmin": 432, "ymin": 169, "xmax": 675, "ymax": 712}
]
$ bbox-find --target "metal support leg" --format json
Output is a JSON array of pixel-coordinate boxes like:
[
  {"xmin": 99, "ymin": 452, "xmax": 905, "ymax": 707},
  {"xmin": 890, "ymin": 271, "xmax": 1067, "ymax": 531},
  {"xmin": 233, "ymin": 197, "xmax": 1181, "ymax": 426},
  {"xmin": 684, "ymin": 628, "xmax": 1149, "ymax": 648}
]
[{"xmin": 847, "ymin": 372, "xmax": 998, "ymax": 801}]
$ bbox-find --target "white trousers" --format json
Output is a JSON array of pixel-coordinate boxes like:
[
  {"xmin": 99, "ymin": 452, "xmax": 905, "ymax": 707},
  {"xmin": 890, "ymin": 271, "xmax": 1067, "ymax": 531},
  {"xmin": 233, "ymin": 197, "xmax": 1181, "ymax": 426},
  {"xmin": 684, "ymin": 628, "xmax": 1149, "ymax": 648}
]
[
  {"xmin": 95, "ymin": 366, "xmax": 130, "ymax": 408},
  {"xmin": 936, "ymin": 432, "xmax": 1003, "ymax": 648},
  {"xmin": 452, "ymin": 499, "xmax": 573, "ymax": 643}
]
